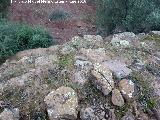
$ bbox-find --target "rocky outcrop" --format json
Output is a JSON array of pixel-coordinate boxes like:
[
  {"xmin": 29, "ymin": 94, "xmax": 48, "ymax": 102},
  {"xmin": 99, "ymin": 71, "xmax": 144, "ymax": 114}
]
[{"xmin": 0, "ymin": 33, "xmax": 160, "ymax": 120}]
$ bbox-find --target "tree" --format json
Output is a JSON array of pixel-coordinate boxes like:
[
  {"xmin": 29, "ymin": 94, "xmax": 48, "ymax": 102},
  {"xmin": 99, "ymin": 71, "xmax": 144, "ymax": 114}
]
[{"xmin": 96, "ymin": 0, "xmax": 160, "ymax": 34}]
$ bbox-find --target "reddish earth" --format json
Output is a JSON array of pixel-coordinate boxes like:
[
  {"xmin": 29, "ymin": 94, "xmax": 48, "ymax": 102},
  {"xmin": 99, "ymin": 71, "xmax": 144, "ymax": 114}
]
[{"xmin": 9, "ymin": 0, "xmax": 96, "ymax": 44}]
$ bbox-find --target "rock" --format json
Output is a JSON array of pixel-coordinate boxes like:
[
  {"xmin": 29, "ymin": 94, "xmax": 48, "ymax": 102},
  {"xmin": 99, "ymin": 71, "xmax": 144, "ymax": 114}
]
[
  {"xmin": 119, "ymin": 79, "xmax": 135, "ymax": 101},
  {"xmin": 17, "ymin": 56, "xmax": 34, "ymax": 65},
  {"xmin": 150, "ymin": 31, "xmax": 160, "ymax": 35},
  {"xmin": 80, "ymin": 107, "xmax": 99, "ymax": 120},
  {"xmin": 84, "ymin": 35, "xmax": 104, "ymax": 47},
  {"xmin": 151, "ymin": 79, "xmax": 160, "ymax": 97},
  {"xmin": 0, "ymin": 108, "xmax": 20, "ymax": 120},
  {"xmin": 80, "ymin": 48, "xmax": 109, "ymax": 63},
  {"xmin": 73, "ymin": 71, "xmax": 88, "ymax": 85},
  {"xmin": 111, "ymin": 89, "xmax": 124, "ymax": 107},
  {"xmin": 44, "ymin": 86, "xmax": 78, "ymax": 120},
  {"xmin": 74, "ymin": 57, "xmax": 93, "ymax": 72},
  {"xmin": 73, "ymin": 56, "xmax": 93, "ymax": 85},
  {"xmin": 137, "ymin": 112, "xmax": 149, "ymax": 120},
  {"xmin": 80, "ymin": 105, "xmax": 113, "ymax": 120},
  {"xmin": 137, "ymin": 33, "xmax": 146, "ymax": 39},
  {"xmin": 0, "ymin": 83, "xmax": 4, "ymax": 95},
  {"xmin": 60, "ymin": 44, "xmax": 76, "ymax": 55},
  {"xmin": 102, "ymin": 60, "xmax": 132, "ymax": 79},
  {"xmin": 92, "ymin": 63, "xmax": 114, "ymax": 95},
  {"xmin": 68, "ymin": 35, "xmax": 104, "ymax": 49},
  {"xmin": 121, "ymin": 111, "xmax": 135, "ymax": 120},
  {"xmin": 111, "ymin": 32, "xmax": 138, "ymax": 47},
  {"xmin": 69, "ymin": 36, "xmax": 90, "ymax": 49},
  {"xmin": 131, "ymin": 59, "xmax": 145, "ymax": 70},
  {"xmin": 35, "ymin": 55, "xmax": 58, "ymax": 68},
  {"xmin": 140, "ymin": 42, "xmax": 149, "ymax": 49}
]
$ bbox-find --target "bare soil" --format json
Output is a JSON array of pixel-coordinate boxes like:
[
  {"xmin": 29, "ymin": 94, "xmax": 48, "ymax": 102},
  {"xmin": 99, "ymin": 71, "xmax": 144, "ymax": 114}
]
[{"xmin": 9, "ymin": 0, "xmax": 96, "ymax": 44}]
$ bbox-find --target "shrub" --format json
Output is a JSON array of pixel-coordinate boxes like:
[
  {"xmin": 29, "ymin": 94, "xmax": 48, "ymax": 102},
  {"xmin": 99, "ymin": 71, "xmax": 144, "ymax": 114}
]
[
  {"xmin": 146, "ymin": 9, "xmax": 160, "ymax": 30},
  {"xmin": 49, "ymin": 9, "xmax": 71, "ymax": 22},
  {"xmin": 96, "ymin": 0, "xmax": 160, "ymax": 34},
  {"xmin": 0, "ymin": 20, "xmax": 55, "ymax": 61}
]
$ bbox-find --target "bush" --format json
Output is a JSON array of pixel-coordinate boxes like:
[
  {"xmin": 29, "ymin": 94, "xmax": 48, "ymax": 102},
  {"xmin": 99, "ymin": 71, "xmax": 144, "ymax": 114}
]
[
  {"xmin": 96, "ymin": 0, "xmax": 160, "ymax": 34},
  {"xmin": 49, "ymin": 9, "xmax": 71, "ymax": 22},
  {"xmin": 0, "ymin": 20, "xmax": 55, "ymax": 60},
  {"xmin": 146, "ymin": 9, "xmax": 160, "ymax": 30}
]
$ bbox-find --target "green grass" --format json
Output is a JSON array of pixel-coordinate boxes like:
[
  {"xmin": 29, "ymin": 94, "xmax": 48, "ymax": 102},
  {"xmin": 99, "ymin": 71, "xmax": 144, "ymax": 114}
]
[{"xmin": 58, "ymin": 54, "xmax": 74, "ymax": 68}]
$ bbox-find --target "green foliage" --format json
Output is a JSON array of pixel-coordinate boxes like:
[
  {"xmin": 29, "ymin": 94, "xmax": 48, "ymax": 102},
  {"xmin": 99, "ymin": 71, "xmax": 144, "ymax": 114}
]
[
  {"xmin": 49, "ymin": 9, "xmax": 71, "ymax": 22},
  {"xmin": 96, "ymin": 0, "xmax": 160, "ymax": 34},
  {"xmin": 146, "ymin": 9, "xmax": 160, "ymax": 30},
  {"xmin": 0, "ymin": 20, "xmax": 55, "ymax": 61},
  {"xmin": 0, "ymin": 0, "xmax": 10, "ymax": 18}
]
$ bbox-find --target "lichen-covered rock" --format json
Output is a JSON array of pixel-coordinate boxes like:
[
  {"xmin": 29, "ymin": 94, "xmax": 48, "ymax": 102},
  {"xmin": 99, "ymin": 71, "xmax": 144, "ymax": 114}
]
[
  {"xmin": 111, "ymin": 32, "xmax": 138, "ymax": 47},
  {"xmin": 119, "ymin": 79, "xmax": 135, "ymax": 101},
  {"xmin": 74, "ymin": 56, "xmax": 93, "ymax": 72},
  {"xmin": 0, "ymin": 108, "xmax": 20, "ymax": 120},
  {"xmin": 35, "ymin": 55, "xmax": 58, "ymax": 68},
  {"xmin": 83, "ymin": 35, "xmax": 104, "ymax": 47},
  {"xmin": 73, "ymin": 71, "xmax": 88, "ymax": 85},
  {"xmin": 150, "ymin": 31, "xmax": 160, "ymax": 35},
  {"xmin": 44, "ymin": 86, "xmax": 78, "ymax": 120},
  {"xmin": 92, "ymin": 63, "xmax": 114, "ymax": 95},
  {"xmin": 111, "ymin": 89, "xmax": 124, "ymax": 107},
  {"xmin": 60, "ymin": 44, "xmax": 76, "ymax": 55},
  {"xmin": 102, "ymin": 60, "xmax": 132, "ymax": 79},
  {"xmin": 80, "ymin": 48, "xmax": 109, "ymax": 63}
]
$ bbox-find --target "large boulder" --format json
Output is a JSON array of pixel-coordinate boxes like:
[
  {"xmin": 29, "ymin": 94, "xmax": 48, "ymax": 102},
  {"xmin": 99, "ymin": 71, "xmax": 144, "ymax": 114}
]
[
  {"xmin": 44, "ymin": 86, "xmax": 78, "ymax": 120},
  {"xmin": 92, "ymin": 63, "xmax": 114, "ymax": 95}
]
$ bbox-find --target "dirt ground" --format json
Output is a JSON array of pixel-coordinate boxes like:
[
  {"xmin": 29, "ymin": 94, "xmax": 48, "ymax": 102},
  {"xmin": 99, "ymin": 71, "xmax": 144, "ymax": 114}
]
[{"xmin": 9, "ymin": 0, "xmax": 96, "ymax": 44}]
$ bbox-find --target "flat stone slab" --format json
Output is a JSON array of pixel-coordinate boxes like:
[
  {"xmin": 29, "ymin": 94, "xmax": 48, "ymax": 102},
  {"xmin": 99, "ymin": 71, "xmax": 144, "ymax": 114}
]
[{"xmin": 102, "ymin": 60, "xmax": 132, "ymax": 79}]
